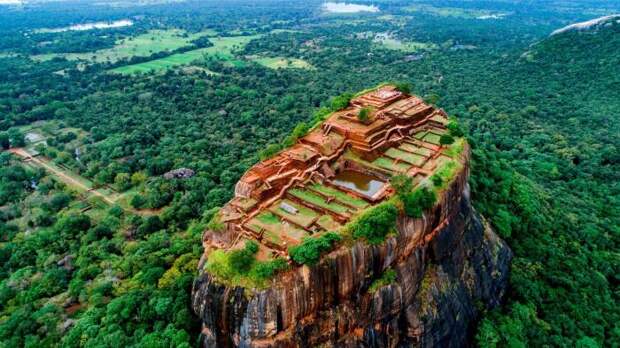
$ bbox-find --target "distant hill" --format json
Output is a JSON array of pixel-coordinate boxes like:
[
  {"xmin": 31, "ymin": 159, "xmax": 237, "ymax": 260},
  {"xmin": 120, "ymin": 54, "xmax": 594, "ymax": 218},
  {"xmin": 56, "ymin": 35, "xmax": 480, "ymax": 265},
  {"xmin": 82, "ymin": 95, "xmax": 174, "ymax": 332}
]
[{"xmin": 551, "ymin": 14, "xmax": 620, "ymax": 36}]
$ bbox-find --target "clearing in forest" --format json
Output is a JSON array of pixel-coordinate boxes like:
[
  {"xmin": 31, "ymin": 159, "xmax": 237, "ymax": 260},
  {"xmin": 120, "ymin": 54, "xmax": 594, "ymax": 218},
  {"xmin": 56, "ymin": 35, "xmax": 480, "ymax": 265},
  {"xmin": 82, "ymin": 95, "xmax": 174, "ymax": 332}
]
[
  {"xmin": 31, "ymin": 29, "xmax": 217, "ymax": 63},
  {"xmin": 250, "ymin": 56, "xmax": 313, "ymax": 69},
  {"xmin": 110, "ymin": 34, "xmax": 261, "ymax": 74}
]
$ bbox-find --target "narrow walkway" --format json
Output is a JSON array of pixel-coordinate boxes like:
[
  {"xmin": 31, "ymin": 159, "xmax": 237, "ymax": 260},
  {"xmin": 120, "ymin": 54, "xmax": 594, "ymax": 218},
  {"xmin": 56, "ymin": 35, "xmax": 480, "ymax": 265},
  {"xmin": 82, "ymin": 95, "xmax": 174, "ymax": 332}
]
[{"xmin": 9, "ymin": 148, "xmax": 116, "ymax": 204}]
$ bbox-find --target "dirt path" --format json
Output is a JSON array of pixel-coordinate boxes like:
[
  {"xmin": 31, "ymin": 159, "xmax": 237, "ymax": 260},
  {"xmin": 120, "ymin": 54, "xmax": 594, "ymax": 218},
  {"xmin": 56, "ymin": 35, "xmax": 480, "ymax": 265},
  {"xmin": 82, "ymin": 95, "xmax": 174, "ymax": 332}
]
[{"xmin": 9, "ymin": 148, "xmax": 116, "ymax": 205}]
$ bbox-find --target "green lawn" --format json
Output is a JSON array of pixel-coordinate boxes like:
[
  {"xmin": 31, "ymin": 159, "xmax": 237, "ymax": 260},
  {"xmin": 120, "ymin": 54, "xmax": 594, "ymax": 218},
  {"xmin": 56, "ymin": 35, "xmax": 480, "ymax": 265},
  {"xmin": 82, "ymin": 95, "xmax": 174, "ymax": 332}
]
[
  {"xmin": 246, "ymin": 211, "xmax": 308, "ymax": 244},
  {"xmin": 33, "ymin": 29, "xmax": 216, "ymax": 64},
  {"xmin": 423, "ymin": 133, "xmax": 442, "ymax": 145},
  {"xmin": 385, "ymin": 148, "xmax": 426, "ymax": 166},
  {"xmin": 251, "ymin": 56, "xmax": 313, "ymax": 69},
  {"xmin": 269, "ymin": 199, "xmax": 318, "ymax": 229},
  {"xmin": 376, "ymin": 38, "xmax": 436, "ymax": 52},
  {"xmin": 316, "ymin": 215, "xmax": 341, "ymax": 231},
  {"xmin": 372, "ymin": 157, "xmax": 411, "ymax": 173},
  {"xmin": 111, "ymin": 35, "xmax": 260, "ymax": 74},
  {"xmin": 399, "ymin": 143, "xmax": 432, "ymax": 156},
  {"xmin": 308, "ymin": 183, "xmax": 369, "ymax": 209},
  {"xmin": 288, "ymin": 188, "xmax": 350, "ymax": 215}
]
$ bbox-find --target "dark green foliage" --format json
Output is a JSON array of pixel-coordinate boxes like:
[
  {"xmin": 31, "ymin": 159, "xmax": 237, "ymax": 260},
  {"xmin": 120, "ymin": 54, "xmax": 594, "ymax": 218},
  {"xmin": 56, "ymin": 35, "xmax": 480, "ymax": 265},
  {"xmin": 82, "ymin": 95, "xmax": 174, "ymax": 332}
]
[
  {"xmin": 289, "ymin": 232, "xmax": 341, "ymax": 265},
  {"xmin": 368, "ymin": 268, "xmax": 397, "ymax": 293},
  {"xmin": 390, "ymin": 174, "xmax": 413, "ymax": 196},
  {"xmin": 357, "ymin": 107, "xmax": 370, "ymax": 123},
  {"xmin": 252, "ymin": 258, "xmax": 289, "ymax": 279},
  {"xmin": 351, "ymin": 203, "xmax": 398, "ymax": 244},
  {"xmin": 330, "ymin": 93, "xmax": 353, "ymax": 111},
  {"xmin": 447, "ymin": 120, "xmax": 465, "ymax": 137},
  {"xmin": 229, "ymin": 240, "xmax": 259, "ymax": 273},
  {"xmin": 0, "ymin": 132, "xmax": 8, "ymax": 149},
  {"xmin": 402, "ymin": 187, "xmax": 436, "ymax": 218},
  {"xmin": 393, "ymin": 82, "xmax": 411, "ymax": 94},
  {"xmin": 439, "ymin": 134, "xmax": 455, "ymax": 146}
]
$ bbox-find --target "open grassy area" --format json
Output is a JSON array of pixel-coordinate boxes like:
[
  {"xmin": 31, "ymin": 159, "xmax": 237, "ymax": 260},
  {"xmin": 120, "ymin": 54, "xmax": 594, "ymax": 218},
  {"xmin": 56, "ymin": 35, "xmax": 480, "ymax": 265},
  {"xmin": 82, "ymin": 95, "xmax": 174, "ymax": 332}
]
[
  {"xmin": 246, "ymin": 211, "xmax": 307, "ymax": 244},
  {"xmin": 269, "ymin": 199, "xmax": 318, "ymax": 229},
  {"xmin": 309, "ymin": 183, "xmax": 369, "ymax": 209},
  {"xmin": 288, "ymin": 188, "xmax": 350, "ymax": 215},
  {"xmin": 385, "ymin": 148, "xmax": 425, "ymax": 166},
  {"xmin": 404, "ymin": 5, "xmax": 509, "ymax": 19},
  {"xmin": 376, "ymin": 38, "xmax": 436, "ymax": 52},
  {"xmin": 316, "ymin": 215, "xmax": 341, "ymax": 231},
  {"xmin": 399, "ymin": 143, "xmax": 432, "ymax": 156},
  {"xmin": 251, "ymin": 56, "xmax": 313, "ymax": 69},
  {"xmin": 32, "ymin": 29, "xmax": 216, "ymax": 63},
  {"xmin": 111, "ymin": 34, "xmax": 260, "ymax": 74},
  {"xmin": 372, "ymin": 157, "xmax": 411, "ymax": 173},
  {"xmin": 423, "ymin": 132, "xmax": 441, "ymax": 145}
]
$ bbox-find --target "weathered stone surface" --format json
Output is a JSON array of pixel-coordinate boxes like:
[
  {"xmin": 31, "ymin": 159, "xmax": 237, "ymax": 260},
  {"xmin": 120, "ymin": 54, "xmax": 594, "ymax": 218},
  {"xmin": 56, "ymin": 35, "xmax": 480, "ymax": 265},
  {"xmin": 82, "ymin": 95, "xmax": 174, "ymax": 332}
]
[{"xmin": 192, "ymin": 162, "xmax": 512, "ymax": 347}]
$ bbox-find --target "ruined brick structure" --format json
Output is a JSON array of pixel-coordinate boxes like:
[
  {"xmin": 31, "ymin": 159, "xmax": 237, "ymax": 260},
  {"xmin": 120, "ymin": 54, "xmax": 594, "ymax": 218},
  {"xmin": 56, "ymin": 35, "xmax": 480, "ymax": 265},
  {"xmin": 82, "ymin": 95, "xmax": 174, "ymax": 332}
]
[{"xmin": 192, "ymin": 85, "xmax": 511, "ymax": 347}]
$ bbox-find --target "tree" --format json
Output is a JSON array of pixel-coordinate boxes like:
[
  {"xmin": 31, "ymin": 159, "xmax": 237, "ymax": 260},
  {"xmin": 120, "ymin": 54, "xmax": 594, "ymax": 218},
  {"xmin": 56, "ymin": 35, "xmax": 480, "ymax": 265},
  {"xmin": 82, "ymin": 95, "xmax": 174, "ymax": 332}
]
[
  {"xmin": 357, "ymin": 107, "xmax": 371, "ymax": 123},
  {"xmin": 0, "ymin": 132, "xmax": 9, "ymax": 149},
  {"xmin": 439, "ymin": 134, "xmax": 455, "ymax": 146}
]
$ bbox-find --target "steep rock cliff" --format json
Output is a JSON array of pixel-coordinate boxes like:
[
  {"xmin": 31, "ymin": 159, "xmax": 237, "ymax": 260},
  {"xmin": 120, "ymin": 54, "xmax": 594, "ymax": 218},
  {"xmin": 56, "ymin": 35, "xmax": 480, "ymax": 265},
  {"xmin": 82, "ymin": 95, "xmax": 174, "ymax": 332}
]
[{"xmin": 192, "ymin": 160, "xmax": 512, "ymax": 347}]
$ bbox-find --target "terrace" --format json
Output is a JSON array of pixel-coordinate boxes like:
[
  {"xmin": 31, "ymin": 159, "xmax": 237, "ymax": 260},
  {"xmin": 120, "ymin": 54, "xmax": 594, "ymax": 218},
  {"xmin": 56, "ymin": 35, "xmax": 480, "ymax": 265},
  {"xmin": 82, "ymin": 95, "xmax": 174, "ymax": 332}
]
[{"xmin": 206, "ymin": 85, "xmax": 457, "ymax": 259}]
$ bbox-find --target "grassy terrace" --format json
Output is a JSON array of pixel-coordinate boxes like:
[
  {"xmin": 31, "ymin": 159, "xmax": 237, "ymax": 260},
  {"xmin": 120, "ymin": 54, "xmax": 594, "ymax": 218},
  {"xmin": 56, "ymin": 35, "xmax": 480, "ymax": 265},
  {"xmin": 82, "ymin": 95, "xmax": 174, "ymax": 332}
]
[
  {"xmin": 385, "ymin": 148, "xmax": 425, "ymax": 166},
  {"xmin": 246, "ymin": 211, "xmax": 308, "ymax": 245},
  {"xmin": 423, "ymin": 132, "xmax": 441, "ymax": 145},
  {"xmin": 269, "ymin": 199, "xmax": 318, "ymax": 229},
  {"xmin": 316, "ymin": 215, "xmax": 341, "ymax": 231},
  {"xmin": 288, "ymin": 188, "xmax": 352, "ymax": 216},
  {"xmin": 308, "ymin": 183, "xmax": 369, "ymax": 209},
  {"xmin": 372, "ymin": 156, "xmax": 411, "ymax": 172},
  {"xmin": 399, "ymin": 142, "xmax": 432, "ymax": 156}
]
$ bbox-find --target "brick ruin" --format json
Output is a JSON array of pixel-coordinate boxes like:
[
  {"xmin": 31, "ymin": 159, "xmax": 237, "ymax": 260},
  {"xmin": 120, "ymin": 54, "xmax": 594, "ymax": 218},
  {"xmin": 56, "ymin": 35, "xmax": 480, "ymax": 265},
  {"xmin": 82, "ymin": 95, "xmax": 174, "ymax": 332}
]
[{"xmin": 206, "ymin": 85, "xmax": 453, "ymax": 260}]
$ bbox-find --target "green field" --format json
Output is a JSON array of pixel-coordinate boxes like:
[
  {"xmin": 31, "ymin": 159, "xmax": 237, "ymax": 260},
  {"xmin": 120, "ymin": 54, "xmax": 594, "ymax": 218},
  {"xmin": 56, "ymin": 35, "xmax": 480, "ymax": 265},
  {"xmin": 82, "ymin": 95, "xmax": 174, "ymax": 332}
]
[
  {"xmin": 251, "ymin": 56, "xmax": 313, "ymax": 69},
  {"xmin": 376, "ymin": 38, "xmax": 436, "ymax": 52},
  {"xmin": 32, "ymin": 29, "xmax": 217, "ymax": 63},
  {"xmin": 404, "ymin": 5, "xmax": 509, "ymax": 19},
  {"xmin": 111, "ymin": 35, "xmax": 260, "ymax": 74}
]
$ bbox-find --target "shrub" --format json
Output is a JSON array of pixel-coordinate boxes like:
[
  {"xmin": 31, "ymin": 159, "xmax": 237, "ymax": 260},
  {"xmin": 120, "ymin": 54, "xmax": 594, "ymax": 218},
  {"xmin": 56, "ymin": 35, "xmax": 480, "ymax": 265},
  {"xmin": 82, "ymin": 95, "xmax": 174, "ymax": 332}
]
[
  {"xmin": 258, "ymin": 143, "xmax": 283, "ymax": 160},
  {"xmin": 390, "ymin": 174, "xmax": 413, "ymax": 196},
  {"xmin": 130, "ymin": 194, "xmax": 146, "ymax": 209},
  {"xmin": 440, "ymin": 134, "xmax": 455, "ymax": 146},
  {"xmin": 205, "ymin": 240, "xmax": 287, "ymax": 287},
  {"xmin": 251, "ymin": 258, "xmax": 288, "ymax": 279},
  {"xmin": 330, "ymin": 93, "xmax": 353, "ymax": 110},
  {"xmin": 289, "ymin": 232, "xmax": 342, "ymax": 265},
  {"xmin": 357, "ymin": 107, "xmax": 371, "ymax": 123},
  {"xmin": 402, "ymin": 187, "xmax": 436, "ymax": 218},
  {"xmin": 431, "ymin": 175, "xmax": 444, "ymax": 187},
  {"xmin": 228, "ymin": 241, "xmax": 259, "ymax": 273},
  {"xmin": 368, "ymin": 268, "xmax": 397, "ymax": 293},
  {"xmin": 394, "ymin": 82, "xmax": 411, "ymax": 94},
  {"xmin": 447, "ymin": 119, "xmax": 464, "ymax": 137},
  {"xmin": 351, "ymin": 203, "xmax": 398, "ymax": 244}
]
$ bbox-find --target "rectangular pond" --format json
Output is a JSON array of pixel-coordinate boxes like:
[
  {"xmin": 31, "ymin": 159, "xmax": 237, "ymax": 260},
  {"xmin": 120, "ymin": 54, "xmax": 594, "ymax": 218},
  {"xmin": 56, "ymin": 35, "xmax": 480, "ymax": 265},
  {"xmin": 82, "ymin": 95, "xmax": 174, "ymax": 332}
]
[{"xmin": 331, "ymin": 170, "xmax": 386, "ymax": 199}]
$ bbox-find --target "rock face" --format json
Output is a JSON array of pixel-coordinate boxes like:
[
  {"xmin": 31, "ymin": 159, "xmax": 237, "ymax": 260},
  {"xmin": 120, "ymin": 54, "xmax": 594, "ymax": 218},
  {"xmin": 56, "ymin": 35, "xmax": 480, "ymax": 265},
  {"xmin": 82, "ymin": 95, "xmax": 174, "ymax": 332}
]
[{"xmin": 192, "ymin": 160, "xmax": 512, "ymax": 347}]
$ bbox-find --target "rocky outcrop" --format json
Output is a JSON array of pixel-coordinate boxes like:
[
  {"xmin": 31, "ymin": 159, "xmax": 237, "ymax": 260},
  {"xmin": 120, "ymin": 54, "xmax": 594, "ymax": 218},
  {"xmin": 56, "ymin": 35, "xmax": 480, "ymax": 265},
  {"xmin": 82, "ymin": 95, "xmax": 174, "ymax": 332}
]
[{"xmin": 192, "ymin": 159, "xmax": 512, "ymax": 347}]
